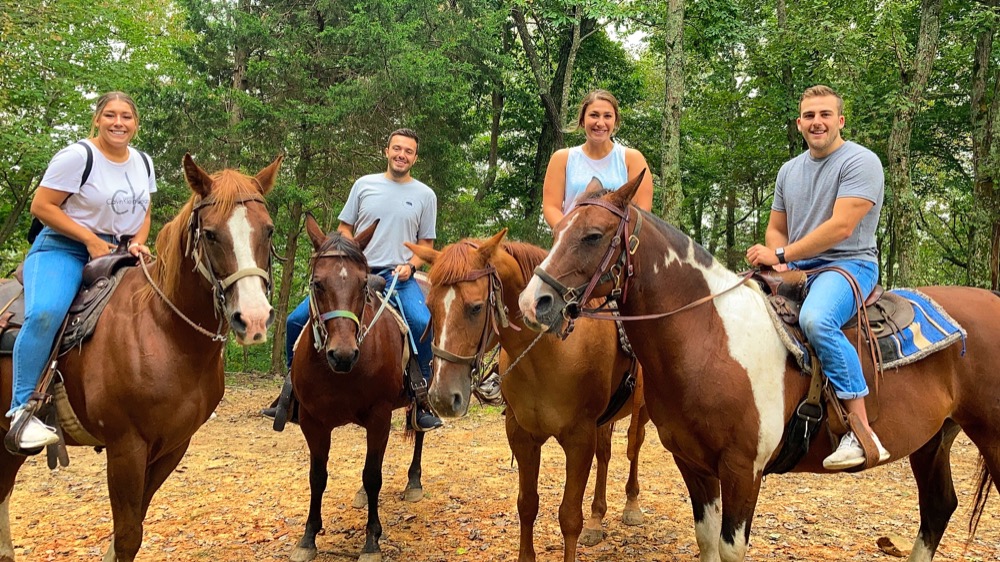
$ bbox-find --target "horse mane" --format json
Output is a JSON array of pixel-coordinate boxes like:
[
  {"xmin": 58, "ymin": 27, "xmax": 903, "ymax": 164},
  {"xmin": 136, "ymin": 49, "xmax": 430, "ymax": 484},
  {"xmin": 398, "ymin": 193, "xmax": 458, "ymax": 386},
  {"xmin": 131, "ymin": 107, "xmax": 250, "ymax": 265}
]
[
  {"xmin": 142, "ymin": 169, "xmax": 264, "ymax": 301},
  {"xmin": 429, "ymin": 238, "xmax": 547, "ymax": 286},
  {"xmin": 317, "ymin": 231, "xmax": 368, "ymax": 268}
]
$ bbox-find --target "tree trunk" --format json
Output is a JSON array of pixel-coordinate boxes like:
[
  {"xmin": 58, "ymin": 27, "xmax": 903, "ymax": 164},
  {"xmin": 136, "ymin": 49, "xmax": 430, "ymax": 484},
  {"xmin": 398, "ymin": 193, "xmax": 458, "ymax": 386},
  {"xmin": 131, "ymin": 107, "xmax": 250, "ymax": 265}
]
[
  {"xmin": 776, "ymin": 0, "xmax": 800, "ymax": 159},
  {"xmin": 0, "ymin": 184, "xmax": 33, "ymax": 251},
  {"xmin": 478, "ymin": 81, "xmax": 505, "ymax": 201},
  {"xmin": 269, "ymin": 176, "xmax": 305, "ymax": 375},
  {"xmin": 885, "ymin": 0, "xmax": 942, "ymax": 287},
  {"xmin": 971, "ymin": 0, "xmax": 1000, "ymax": 289},
  {"xmin": 659, "ymin": 0, "xmax": 684, "ymax": 224}
]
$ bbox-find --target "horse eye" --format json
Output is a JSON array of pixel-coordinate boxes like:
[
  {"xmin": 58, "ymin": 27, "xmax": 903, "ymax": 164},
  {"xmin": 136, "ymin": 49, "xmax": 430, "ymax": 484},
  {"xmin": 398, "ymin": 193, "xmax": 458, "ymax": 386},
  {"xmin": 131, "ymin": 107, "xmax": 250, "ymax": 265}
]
[
  {"xmin": 203, "ymin": 229, "xmax": 218, "ymax": 242},
  {"xmin": 469, "ymin": 303, "xmax": 483, "ymax": 316},
  {"xmin": 265, "ymin": 226, "xmax": 274, "ymax": 239},
  {"xmin": 310, "ymin": 280, "xmax": 323, "ymax": 293},
  {"xmin": 582, "ymin": 232, "xmax": 602, "ymax": 244}
]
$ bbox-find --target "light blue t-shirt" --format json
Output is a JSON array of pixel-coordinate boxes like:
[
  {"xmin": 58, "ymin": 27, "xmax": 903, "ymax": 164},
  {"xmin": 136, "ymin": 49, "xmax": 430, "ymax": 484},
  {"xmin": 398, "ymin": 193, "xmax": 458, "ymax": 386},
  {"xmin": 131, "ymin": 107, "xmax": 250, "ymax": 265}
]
[
  {"xmin": 773, "ymin": 141, "xmax": 884, "ymax": 263},
  {"xmin": 563, "ymin": 143, "xmax": 629, "ymax": 213},
  {"xmin": 338, "ymin": 173, "xmax": 436, "ymax": 269}
]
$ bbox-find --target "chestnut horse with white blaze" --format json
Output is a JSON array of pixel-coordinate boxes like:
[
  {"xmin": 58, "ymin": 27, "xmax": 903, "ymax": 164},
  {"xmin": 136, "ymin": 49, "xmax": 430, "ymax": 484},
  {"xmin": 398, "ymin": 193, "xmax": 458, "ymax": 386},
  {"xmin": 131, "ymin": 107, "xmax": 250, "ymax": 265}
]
[
  {"xmin": 519, "ymin": 172, "xmax": 999, "ymax": 562},
  {"xmin": 0, "ymin": 154, "xmax": 281, "ymax": 562},
  {"xmin": 408, "ymin": 231, "xmax": 648, "ymax": 562}
]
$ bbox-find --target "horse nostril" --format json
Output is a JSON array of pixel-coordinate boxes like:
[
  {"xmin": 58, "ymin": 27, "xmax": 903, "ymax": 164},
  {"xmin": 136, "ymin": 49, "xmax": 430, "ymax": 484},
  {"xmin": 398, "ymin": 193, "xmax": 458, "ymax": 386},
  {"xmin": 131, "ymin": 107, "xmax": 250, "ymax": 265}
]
[
  {"xmin": 266, "ymin": 309, "xmax": 276, "ymax": 328},
  {"xmin": 231, "ymin": 312, "xmax": 247, "ymax": 333},
  {"xmin": 536, "ymin": 294, "xmax": 553, "ymax": 315},
  {"xmin": 452, "ymin": 393, "xmax": 464, "ymax": 413}
]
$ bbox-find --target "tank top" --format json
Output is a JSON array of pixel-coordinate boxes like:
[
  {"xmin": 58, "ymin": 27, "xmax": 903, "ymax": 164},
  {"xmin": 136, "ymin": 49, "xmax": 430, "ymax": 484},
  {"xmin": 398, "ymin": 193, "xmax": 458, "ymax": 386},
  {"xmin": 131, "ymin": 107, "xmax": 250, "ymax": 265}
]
[{"xmin": 563, "ymin": 143, "xmax": 629, "ymax": 213}]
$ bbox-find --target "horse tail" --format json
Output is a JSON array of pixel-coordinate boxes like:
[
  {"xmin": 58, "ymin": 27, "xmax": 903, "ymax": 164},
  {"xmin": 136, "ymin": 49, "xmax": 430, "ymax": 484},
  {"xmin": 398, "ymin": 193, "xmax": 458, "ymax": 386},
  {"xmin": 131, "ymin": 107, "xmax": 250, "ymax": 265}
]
[{"xmin": 967, "ymin": 456, "xmax": 994, "ymax": 541}]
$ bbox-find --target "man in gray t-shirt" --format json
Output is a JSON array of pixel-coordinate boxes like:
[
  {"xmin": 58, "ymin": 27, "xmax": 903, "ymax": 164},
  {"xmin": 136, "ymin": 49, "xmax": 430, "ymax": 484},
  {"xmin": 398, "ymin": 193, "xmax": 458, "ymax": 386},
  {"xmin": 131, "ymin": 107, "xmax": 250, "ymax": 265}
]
[
  {"xmin": 746, "ymin": 85, "xmax": 887, "ymax": 471},
  {"xmin": 268, "ymin": 128, "xmax": 443, "ymax": 431}
]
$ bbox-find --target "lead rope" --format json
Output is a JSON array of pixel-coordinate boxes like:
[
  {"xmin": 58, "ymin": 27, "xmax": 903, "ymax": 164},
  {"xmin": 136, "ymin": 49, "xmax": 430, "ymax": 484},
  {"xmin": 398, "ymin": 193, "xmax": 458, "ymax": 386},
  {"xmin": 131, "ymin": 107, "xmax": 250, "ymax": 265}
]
[
  {"xmin": 139, "ymin": 257, "xmax": 227, "ymax": 341},
  {"xmin": 499, "ymin": 330, "xmax": 544, "ymax": 377}
]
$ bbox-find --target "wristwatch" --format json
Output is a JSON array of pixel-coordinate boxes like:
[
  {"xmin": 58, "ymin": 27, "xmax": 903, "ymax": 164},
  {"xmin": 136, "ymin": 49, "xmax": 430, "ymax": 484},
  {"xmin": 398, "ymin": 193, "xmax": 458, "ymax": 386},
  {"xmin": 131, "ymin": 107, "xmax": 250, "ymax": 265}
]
[
  {"xmin": 407, "ymin": 263, "xmax": 417, "ymax": 275},
  {"xmin": 775, "ymin": 247, "xmax": 787, "ymax": 264}
]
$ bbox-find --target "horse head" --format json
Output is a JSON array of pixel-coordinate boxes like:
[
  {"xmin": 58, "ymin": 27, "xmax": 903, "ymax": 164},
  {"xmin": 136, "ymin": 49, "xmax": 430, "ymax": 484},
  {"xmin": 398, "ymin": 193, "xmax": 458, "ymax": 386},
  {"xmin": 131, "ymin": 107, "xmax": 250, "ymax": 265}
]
[
  {"xmin": 519, "ymin": 171, "xmax": 645, "ymax": 337},
  {"xmin": 305, "ymin": 214, "xmax": 378, "ymax": 373},
  {"xmin": 408, "ymin": 229, "xmax": 507, "ymax": 417},
  {"xmin": 180, "ymin": 153, "xmax": 282, "ymax": 344}
]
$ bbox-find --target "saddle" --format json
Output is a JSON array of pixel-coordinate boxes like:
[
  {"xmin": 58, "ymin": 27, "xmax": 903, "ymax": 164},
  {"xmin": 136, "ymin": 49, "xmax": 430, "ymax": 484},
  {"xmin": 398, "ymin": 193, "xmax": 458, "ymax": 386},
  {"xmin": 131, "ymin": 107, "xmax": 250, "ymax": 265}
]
[
  {"xmin": 753, "ymin": 268, "xmax": 914, "ymax": 474},
  {"xmin": 1, "ymin": 242, "xmax": 139, "ymax": 459}
]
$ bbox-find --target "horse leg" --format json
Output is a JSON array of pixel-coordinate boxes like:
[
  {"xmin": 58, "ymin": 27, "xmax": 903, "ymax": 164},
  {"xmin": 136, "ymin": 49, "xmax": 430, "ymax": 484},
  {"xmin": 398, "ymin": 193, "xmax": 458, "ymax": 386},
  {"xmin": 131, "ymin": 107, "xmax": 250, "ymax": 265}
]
[
  {"xmin": 506, "ymin": 413, "xmax": 542, "ymax": 562},
  {"xmin": 291, "ymin": 419, "xmax": 331, "ymax": 562},
  {"xmin": 402, "ymin": 431, "xmax": 425, "ymax": 503},
  {"xmin": 102, "ymin": 441, "xmax": 192, "ymax": 562},
  {"xmin": 556, "ymin": 426, "xmax": 598, "ymax": 562},
  {"xmin": 579, "ymin": 423, "xmax": 611, "ymax": 547},
  {"xmin": 622, "ymin": 404, "xmax": 648, "ymax": 526},
  {"xmin": 0, "ymin": 449, "xmax": 26, "ymax": 562},
  {"xmin": 906, "ymin": 421, "xmax": 961, "ymax": 562},
  {"xmin": 716, "ymin": 457, "xmax": 762, "ymax": 562},
  {"xmin": 673, "ymin": 456, "xmax": 723, "ymax": 562},
  {"xmin": 359, "ymin": 417, "xmax": 392, "ymax": 562},
  {"xmin": 103, "ymin": 438, "xmax": 151, "ymax": 562}
]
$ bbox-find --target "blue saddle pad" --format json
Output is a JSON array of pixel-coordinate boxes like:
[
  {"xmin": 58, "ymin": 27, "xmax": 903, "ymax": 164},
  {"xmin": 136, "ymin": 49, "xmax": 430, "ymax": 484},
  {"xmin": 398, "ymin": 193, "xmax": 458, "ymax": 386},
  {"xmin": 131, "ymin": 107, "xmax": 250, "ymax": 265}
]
[{"xmin": 877, "ymin": 288, "xmax": 966, "ymax": 369}]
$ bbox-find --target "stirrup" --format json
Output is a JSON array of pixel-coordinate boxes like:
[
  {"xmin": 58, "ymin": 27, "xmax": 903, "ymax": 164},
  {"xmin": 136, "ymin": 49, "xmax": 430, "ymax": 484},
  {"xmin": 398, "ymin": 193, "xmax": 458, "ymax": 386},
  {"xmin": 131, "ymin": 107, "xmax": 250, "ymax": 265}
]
[{"xmin": 4, "ymin": 404, "xmax": 52, "ymax": 457}]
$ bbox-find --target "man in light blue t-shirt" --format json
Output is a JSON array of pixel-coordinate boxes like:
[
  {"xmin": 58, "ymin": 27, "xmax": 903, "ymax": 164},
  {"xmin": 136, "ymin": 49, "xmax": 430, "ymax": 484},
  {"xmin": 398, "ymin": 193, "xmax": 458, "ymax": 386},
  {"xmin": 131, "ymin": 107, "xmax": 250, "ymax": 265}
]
[
  {"xmin": 746, "ymin": 85, "xmax": 888, "ymax": 471},
  {"xmin": 267, "ymin": 129, "xmax": 443, "ymax": 431}
]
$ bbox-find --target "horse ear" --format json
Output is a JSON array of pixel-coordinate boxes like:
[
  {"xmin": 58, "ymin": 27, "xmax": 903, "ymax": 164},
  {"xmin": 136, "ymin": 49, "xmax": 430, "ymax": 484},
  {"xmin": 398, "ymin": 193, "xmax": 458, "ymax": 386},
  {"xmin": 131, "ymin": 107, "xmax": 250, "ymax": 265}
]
[
  {"xmin": 477, "ymin": 228, "xmax": 508, "ymax": 261},
  {"xmin": 304, "ymin": 213, "xmax": 325, "ymax": 250},
  {"xmin": 254, "ymin": 153, "xmax": 284, "ymax": 195},
  {"xmin": 354, "ymin": 219, "xmax": 379, "ymax": 251},
  {"xmin": 608, "ymin": 169, "xmax": 646, "ymax": 210},
  {"xmin": 405, "ymin": 241, "xmax": 441, "ymax": 264},
  {"xmin": 182, "ymin": 153, "xmax": 213, "ymax": 198}
]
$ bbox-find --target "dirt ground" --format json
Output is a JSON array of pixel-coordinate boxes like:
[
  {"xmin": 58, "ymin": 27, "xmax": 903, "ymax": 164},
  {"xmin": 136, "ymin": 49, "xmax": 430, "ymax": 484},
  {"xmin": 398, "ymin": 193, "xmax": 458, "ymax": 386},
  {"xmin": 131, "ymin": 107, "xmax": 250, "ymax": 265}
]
[{"xmin": 7, "ymin": 378, "xmax": 999, "ymax": 562}]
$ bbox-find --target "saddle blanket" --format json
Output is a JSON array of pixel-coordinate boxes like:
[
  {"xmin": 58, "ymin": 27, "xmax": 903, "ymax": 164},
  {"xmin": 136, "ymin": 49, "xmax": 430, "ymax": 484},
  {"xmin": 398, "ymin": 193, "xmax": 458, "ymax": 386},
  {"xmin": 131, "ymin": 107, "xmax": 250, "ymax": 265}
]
[
  {"xmin": 877, "ymin": 288, "xmax": 966, "ymax": 369},
  {"xmin": 771, "ymin": 288, "xmax": 966, "ymax": 372}
]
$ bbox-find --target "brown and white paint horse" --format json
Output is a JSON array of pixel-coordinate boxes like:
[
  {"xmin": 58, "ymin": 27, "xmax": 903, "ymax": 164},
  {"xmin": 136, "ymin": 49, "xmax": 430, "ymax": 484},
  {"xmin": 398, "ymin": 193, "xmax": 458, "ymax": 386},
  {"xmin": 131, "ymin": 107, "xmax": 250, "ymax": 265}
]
[
  {"xmin": 519, "ymin": 173, "xmax": 999, "ymax": 562},
  {"xmin": 0, "ymin": 154, "xmax": 281, "ymax": 562},
  {"xmin": 409, "ymin": 231, "xmax": 648, "ymax": 562}
]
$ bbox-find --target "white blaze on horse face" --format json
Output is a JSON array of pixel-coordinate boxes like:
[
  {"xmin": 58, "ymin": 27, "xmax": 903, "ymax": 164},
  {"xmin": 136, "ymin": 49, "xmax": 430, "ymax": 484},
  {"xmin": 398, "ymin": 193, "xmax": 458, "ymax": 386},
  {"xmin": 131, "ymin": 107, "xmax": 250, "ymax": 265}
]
[
  {"xmin": 227, "ymin": 206, "xmax": 272, "ymax": 342},
  {"xmin": 433, "ymin": 287, "xmax": 458, "ymax": 379},
  {"xmin": 339, "ymin": 265, "xmax": 349, "ymax": 280},
  {"xmin": 519, "ymin": 214, "xmax": 580, "ymax": 325},
  {"xmin": 685, "ymin": 245, "xmax": 787, "ymax": 476}
]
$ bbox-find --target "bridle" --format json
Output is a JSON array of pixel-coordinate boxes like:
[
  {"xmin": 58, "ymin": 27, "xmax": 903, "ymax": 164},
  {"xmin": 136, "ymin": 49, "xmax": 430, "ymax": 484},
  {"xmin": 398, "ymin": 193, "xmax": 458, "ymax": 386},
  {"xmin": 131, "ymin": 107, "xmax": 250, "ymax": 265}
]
[
  {"xmin": 533, "ymin": 198, "xmax": 752, "ymax": 333},
  {"xmin": 430, "ymin": 246, "xmax": 512, "ymax": 384},
  {"xmin": 306, "ymin": 249, "xmax": 377, "ymax": 353},
  {"xmin": 185, "ymin": 191, "xmax": 273, "ymax": 319},
  {"xmin": 532, "ymin": 198, "xmax": 642, "ymax": 335}
]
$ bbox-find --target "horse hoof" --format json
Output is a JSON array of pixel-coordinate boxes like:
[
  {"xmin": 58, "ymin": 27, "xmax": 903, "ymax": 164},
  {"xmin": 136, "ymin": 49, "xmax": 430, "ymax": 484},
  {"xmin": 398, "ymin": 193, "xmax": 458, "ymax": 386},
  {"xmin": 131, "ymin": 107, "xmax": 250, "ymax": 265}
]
[
  {"xmin": 290, "ymin": 546, "xmax": 318, "ymax": 562},
  {"xmin": 622, "ymin": 508, "xmax": 645, "ymax": 526},
  {"xmin": 352, "ymin": 488, "xmax": 368, "ymax": 509},
  {"xmin": 578, "ymin": 527, "xmax": 605, "ymax": 546},
  {"xmin": 402, "ymin": 487, "xmax": 423, "ymax": 503},
  {"xmin": 358, "ymin": 552, "xmax": 382, "ymax": 562}
]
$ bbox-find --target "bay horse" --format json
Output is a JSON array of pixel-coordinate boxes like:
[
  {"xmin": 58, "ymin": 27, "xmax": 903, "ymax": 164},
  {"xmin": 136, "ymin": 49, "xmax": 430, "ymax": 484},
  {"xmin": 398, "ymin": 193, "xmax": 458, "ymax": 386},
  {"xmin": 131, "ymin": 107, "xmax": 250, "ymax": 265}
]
[
  {"xmin": 289, "ymin": 215, "xmax": 425, "ymax": 562},
  {"xmin": 0, "ymin": 153, "xmax": 281, "ymax": 562},
  {"xmin": 408, "ymin": 231, "xmax": 649, "ymax": 562},
  {"xmin": 519, "ymin": 172, "xmax": 1000, "ymax": 562}
]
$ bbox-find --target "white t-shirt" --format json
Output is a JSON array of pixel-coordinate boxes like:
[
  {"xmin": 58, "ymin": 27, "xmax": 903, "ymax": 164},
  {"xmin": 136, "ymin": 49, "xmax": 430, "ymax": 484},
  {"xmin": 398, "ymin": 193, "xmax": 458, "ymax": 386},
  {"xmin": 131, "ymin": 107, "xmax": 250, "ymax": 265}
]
[{"xmin": 39, "ymin": 139, "xmax": 156, "ymax": 236}]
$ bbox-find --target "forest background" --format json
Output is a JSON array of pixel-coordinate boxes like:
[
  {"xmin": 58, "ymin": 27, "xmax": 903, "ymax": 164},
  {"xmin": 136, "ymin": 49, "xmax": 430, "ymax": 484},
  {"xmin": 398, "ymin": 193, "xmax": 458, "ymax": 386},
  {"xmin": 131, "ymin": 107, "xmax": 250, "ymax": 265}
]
[{"xmin": 3, "ymin": 0, "xmax": 999, "ymax": 374}]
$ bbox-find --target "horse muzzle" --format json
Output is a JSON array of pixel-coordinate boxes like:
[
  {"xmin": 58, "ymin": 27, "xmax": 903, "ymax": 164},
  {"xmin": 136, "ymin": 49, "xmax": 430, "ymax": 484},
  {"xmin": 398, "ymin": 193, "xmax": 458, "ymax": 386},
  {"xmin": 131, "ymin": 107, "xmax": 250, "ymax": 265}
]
[
  {"xmin": 428, "ymin": 363, "xmax": 473, "ymax": 418},
  {"xmin": 326, "ymin": 346, "xmax": 359, "ymax": 373}
]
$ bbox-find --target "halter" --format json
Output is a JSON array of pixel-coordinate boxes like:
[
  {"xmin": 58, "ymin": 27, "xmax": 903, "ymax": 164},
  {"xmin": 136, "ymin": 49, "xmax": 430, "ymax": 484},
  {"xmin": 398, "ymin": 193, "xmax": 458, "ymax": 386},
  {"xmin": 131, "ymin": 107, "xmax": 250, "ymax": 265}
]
[
  {"xmin": 430, "ymin": 247, "xmax": 512, "ymax": 385},
  {"xmin": 533, "ymin": 198, "xmax": 642, "ymax": 335},
  {"xmin": 535, "ymin": 198, "xmax": 753, "ymax": 328},
  {"xmin": 306, "ymin": 248, "xmax": 379, "ymax": 353},
  {"xmin": 185, "ymin": 192, "xmax": 273, "ymax": 319}
]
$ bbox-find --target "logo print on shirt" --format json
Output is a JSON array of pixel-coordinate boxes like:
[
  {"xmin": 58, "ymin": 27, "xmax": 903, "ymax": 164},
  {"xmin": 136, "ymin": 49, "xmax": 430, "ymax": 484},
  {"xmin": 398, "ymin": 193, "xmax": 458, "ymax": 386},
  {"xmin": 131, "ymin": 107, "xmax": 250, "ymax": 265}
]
[
  {"xmin": 405, "ymin": 201, "xmax": 413, "ymax": 207},
  {"xmin": 108, "ymin": 172, "xmax": 149, "ymax": 215}
]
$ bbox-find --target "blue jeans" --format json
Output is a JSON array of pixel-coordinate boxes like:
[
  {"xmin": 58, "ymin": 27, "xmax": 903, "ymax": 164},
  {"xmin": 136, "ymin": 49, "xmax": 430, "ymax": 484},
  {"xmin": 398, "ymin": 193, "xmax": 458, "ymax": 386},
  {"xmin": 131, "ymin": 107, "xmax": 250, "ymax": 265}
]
[
  {"xmin": 9, "ymin": 227, "xmax": 116, "ymax": 416},
  {"xmin": 285, "ymin": 271, "xmax": 433, "ymax": 382},
  {"xmin": 792, "ymin": 258, "xmax": 879, "ymax": 400}
]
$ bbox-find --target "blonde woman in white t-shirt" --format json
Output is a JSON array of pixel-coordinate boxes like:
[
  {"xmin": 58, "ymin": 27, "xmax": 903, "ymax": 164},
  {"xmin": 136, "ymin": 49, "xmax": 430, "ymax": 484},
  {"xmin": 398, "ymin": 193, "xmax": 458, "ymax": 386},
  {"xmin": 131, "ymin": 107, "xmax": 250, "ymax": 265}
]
[
  {"xmin": 8, "ymin": 92, "xmax": 156, "ymax": 453},
  {"xmin": 541, "ymin": 89, "xmax": 654, "ymax": 229}
]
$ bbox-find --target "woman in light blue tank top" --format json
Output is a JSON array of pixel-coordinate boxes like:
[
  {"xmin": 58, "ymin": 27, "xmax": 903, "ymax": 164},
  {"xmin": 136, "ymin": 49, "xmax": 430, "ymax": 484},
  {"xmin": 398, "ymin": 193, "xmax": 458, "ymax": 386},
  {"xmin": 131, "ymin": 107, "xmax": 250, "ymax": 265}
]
[{"xmin": 542, "ymin": 90, "xmax": 654, "ymax": 229}]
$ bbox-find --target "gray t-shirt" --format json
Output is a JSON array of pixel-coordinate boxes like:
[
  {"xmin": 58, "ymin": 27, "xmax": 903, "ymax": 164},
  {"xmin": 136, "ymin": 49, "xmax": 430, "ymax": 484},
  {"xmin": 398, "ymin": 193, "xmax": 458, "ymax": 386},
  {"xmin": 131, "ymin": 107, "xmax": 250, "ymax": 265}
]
[
  {"xmin": 773, "ymin": 141, "xmax": 884, "ymax": 263},
  {"xmin": 338, "ymin": 173, "xmax": 437, "ymax": 268}
]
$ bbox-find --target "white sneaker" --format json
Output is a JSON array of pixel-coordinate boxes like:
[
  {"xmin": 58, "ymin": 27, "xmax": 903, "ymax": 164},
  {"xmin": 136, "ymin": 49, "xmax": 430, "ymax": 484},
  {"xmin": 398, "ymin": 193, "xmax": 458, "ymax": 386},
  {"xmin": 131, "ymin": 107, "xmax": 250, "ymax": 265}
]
[
  {"xmin": 11, "ymin": 409, "xmax": 59, "ymax": 449},
  {"xmin": 823, "ymin": 431, "xmax": 890, "ymax": 470}
]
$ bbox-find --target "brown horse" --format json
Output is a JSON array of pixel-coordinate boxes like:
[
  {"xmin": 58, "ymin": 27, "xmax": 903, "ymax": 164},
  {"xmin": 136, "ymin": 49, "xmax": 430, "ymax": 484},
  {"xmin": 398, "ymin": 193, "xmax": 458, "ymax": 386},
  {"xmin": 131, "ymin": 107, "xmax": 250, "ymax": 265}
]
[
  {"xmin": 0, "ymin": 154, "xmax": 281, "ymax": 562},
  {"xmin": 519, "ymin": 174, "xmax": 1000, "ymax": 562},
  {"xmin": 408, "ymin": 230, "xmax": 649, "ymax": 562},
  {"xmin": 289, "ymin": 215, "xmax": 425, "ymax": 562}
]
